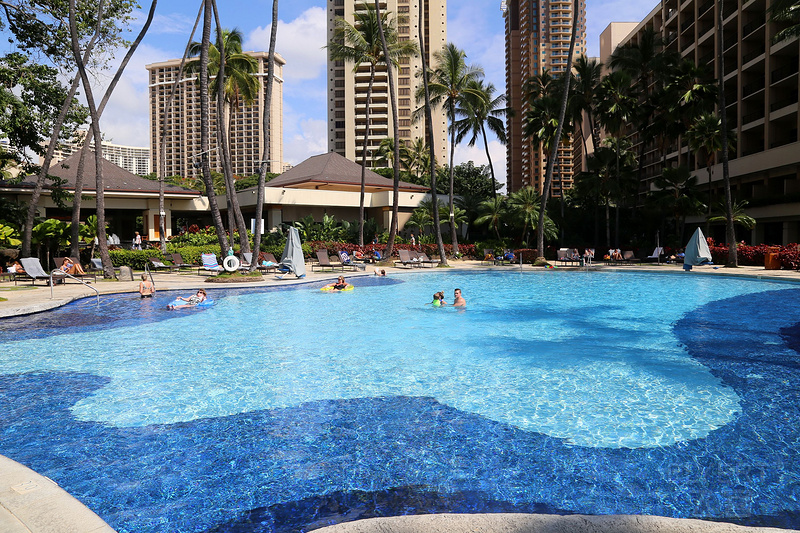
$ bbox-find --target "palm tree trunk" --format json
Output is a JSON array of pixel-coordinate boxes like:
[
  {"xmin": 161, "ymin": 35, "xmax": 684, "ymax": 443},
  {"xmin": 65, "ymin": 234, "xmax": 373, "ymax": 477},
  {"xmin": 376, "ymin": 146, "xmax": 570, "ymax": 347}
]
[
  {"xmin": 418, "ymin": 0, "xmax": 447, "ymax": 264},
  {"xmin": 199, "ymin": 0, "xmax": 230, "ymax": 254},
  {"xmin": 448, "ymin": 101, "xmax": 459, "ymax": 254},
  {"xmin": 614, "ymin": 141, "xmax": 620, "ymax": 248},
  {"xmin": 359, "ymin": 66, "xmax": 375, "ymax": 246},
  {"xmin": 69, "ymin": 0, "xmax": 158, "ymax": 258},
  {"xmin": 717, "ymin": 0, "xmax": 737, "ymax": 265},
  {"xmin": 212, "ymin": 0, "xmax": 250, "ymax": 254},
  {"xmin": 251, "ymin": 0, "xmax": 279, "ymax": 271},
  {"xmin": 159, "ymin": 2, "xmax": 203, "ymax": 255},
  {"xmin": 480, "ymin": 122, "xmax": 497, "ymax": 199},
  {"xmin": 375, "ymin": 0, "xmax": 400, "ymax": 259},
  {"xmin": 537, "ymin": 0, "xmax": 579, "ymax": 259},
  {"xmin": 605, "ymin": 198, "xmax": 611, "ymax": 248}
]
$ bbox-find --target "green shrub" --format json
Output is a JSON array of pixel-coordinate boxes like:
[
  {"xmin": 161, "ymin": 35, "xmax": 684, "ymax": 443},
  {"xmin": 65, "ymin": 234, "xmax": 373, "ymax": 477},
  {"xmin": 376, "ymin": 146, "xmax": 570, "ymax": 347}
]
[{"xmin": 109, "ymin": 249, "xmax": 164, "ymax": 270}]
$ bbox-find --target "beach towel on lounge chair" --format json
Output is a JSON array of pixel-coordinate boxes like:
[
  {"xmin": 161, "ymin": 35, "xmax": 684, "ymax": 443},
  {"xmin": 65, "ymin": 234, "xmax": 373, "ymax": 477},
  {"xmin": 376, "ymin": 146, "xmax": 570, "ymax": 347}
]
[
  {"xmin": 339, "ymin": 250, "xmax": 366, "ymax": 271},
  {"xmin": 198, "ymin": 253, "xmax": 224, "ymax": 274}
]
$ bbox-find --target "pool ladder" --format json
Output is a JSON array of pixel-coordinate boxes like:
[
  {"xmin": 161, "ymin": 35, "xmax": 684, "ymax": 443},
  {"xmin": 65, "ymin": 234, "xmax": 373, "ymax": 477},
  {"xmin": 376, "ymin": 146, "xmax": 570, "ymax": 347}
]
[{"xmin": 49, "ymin": 270, "xmax": 100, "ymax": 306}]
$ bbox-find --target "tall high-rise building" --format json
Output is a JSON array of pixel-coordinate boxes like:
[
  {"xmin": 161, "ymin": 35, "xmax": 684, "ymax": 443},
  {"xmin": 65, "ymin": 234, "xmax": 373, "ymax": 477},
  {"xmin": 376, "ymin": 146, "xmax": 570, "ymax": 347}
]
[
  {"xmin": 503, "ymin": 0, "xmax": 587, "ymax": 195},
  {"xmin": 326, "ymin": 0, "xmax": 448, "ymax": 168},
  {"xmin": 147, "ymin": 52, "xmax": 285, "ymax": 179}
]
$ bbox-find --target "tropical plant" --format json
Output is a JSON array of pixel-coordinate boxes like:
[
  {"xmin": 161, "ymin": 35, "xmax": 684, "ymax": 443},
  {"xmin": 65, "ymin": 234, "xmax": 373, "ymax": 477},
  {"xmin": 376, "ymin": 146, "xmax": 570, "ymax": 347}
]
[
  {"xmin": 651, "ymin": 165, "xmax": 704, "ymax": 242},
  {"xmin": 0, "ymin": 223, "xmax": 21, "ymax": 247},
  {"xmin": 509, "ymin": 186, "xmax": 550, "ymax": 245},
  {"xmin": 707, "ymin": 200, "xmax": 756, "ymax": 230},
  {"xmin": 571, "ymin": 55, "xmax": 603, "ymax": 156},
  {"xmin": 31, "ymin": 218, "xmax": 69, "ymax": 268},
  {"xmin": 421, "ymin": 42, "xmax": 484, "ymax": 254},
  {"xmin": 328, "ymin": 2, "xmax": 417, "ymax": 245}
]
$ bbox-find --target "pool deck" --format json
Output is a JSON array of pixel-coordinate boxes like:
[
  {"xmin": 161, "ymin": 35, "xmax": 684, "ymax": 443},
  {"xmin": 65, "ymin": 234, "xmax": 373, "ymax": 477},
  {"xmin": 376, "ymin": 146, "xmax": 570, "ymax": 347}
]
[{"xmin": 2, "ymin": 260, "xmax": 800, "ymax": 532}]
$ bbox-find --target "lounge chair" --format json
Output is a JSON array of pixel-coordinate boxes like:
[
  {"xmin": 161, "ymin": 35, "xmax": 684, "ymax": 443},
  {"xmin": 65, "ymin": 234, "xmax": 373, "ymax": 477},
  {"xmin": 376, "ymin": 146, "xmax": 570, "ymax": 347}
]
[
  {"xmin": 395, "ymin": 249, "xmax": 420, "ymax": 268},
  {"xmin": 556, "ymin": 248, "xmax": 579, "ymax": 266},
  {"xmin": 149, "ymin": 257, "xmax": 175, "ymax": 272},
  {"xmin": 622, "ymin": 251, "xmax": 641, "ymax": 265},
  {"xmin": 198, "ymin": 253, "xmax": 224, "ymax": 275},
  {"xmin": 312, "ymin": 250, "xmax": 342, "ymax": 272},
  {"xmin": 339, "ymin": 250, "xmax": 366, "ymax": 271},
  {"xmin": 644, "ymin": 247, "xmax": 664, "ymax": 262},
  {"xmin": 480, "ymin": 249, "xmax": 495, "ymax": 266},
  {"xmin": 15, "ymin": 257, "xmax": 64, "ymax": 286},
  {"xmin": 414, "ymin": 251, "xmax": 438, "ymax": 268},
  {"xmin": 167, "ymin": 253, "xmax": 193, "ymax": 271},
  {"xmin": 89, "ymin": 258, "xmax": 120, "ymax": 277},
  {"xmin": 53, "ymin": 257, "xmax": 96, "ymax": 283}
]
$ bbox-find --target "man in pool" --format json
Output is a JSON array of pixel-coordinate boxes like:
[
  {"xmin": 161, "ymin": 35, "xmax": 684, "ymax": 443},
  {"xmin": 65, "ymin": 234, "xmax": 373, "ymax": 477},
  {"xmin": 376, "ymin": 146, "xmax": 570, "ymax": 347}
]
[{"xmin": 453, "ymin": 288, "xmax": 466, "ymax": 307}]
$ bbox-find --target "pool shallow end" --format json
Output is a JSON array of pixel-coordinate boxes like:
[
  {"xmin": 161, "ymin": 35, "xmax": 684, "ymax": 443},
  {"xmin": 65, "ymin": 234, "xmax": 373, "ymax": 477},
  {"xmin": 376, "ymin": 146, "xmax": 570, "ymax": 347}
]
[{"xmin": 315, "ymin": 513, "xmax": 799, "ymax": 533}]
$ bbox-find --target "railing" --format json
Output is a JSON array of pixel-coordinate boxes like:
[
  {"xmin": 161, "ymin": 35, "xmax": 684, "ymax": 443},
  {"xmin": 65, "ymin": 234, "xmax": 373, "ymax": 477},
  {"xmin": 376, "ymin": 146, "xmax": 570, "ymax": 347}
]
[
  {"xmin": 741, "ymin": 47, "xmax": 765, "ymax": 64},
  {"xmin": 771, "ymin": 63, "xmax": 799, "ymax": 84},
  {"xmin": 742, "ymin": 17, "xmax": 765, "ymax": 37},
  {"xmin": 50, "ymin": 270, "xmax": 99, "ymax": 306},
  {"xmin": 770, "ymin": 95, "xmax": 799, "ymax": 111}
]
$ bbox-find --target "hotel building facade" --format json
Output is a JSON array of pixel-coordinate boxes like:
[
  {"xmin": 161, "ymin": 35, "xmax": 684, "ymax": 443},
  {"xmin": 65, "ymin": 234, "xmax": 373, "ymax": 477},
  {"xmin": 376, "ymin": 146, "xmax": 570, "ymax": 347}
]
[
  {"xmin": 503, "ymin": 0, "xmax": 587, "ymax": 194},
  {"xmin": 326, "ymin": 0, "xmax": 448, "ymax": 168},
  {"xmin": 43, "ymin": 131, "xmax": 152, "ymax": 176},
  {"xmin": 146, "ymin": 52, "xmax": 285, "ymax": 179},
  {"xmin": 614, "ymin": 0, "xmax": 800, "ymax": 245}
]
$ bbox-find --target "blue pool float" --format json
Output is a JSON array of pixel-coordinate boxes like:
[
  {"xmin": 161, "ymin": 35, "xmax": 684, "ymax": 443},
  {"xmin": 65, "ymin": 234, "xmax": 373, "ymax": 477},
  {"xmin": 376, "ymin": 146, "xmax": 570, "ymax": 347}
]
[{"xmin": 167, "ymin": 298, "xmax": 214, "ymax": 309}]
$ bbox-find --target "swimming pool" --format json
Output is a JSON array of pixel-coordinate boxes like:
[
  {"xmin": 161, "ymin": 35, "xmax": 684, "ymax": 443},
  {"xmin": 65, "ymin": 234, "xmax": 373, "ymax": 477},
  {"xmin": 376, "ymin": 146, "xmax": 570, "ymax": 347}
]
[{"xmin": 1, "ymin": 270, "xmax": 799, "ymax": 531}]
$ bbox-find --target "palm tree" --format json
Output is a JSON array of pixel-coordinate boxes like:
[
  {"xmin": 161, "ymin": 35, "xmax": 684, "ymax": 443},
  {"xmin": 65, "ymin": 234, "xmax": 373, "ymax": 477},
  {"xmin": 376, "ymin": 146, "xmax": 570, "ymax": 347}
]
[
  {"xmin": 454, "ymin": 79, "xmax": 507, "ymax": 198},
  {"xmin": 475, "ymin": 196, "xmax": 506, "ymax": 241},
  {"xmin": 251, "ymin": 0, "xmax": 279, "ymax": 272},
  {"xmin": 717, "ymin": 0, "xmax": 737, "ymax": 265},
  {"xmin": 571, "ymin": 55, "xmax": 603, "ymax": 156},
  {"xmin": 403, "ymin": 137, "xmax": 430, "ymax": 183},
  {"xmin": 536, "ymin": 0, "xmax": 580, "ymax": 261},
  {"xmin": 707, "ymin": 200, "xmax": 756, "ymax": 231},
  {"xmin": 416, "ymin": 0, "xmax": 447, "ymax": 264},
  {"xmin": 423, "ymin": 42, "xmax": 484, "ymax": 254},
  {"xmin": 596, "ymin": 69, "xmax": 637, "ymax": 246},
  {"xmin": 684, "ymin": 113, "xmax": 735, "ymax": 223},
  {"xmin": 328, "ymin": 2, "xmax": 417, "ymax": 246},
  {"xmin": 509, "ymin": 186, "xmax": 546, "ymax": 245},
  {"xmin": 187, "ymin": 26, "xmax": 256, "ymax": 253}
]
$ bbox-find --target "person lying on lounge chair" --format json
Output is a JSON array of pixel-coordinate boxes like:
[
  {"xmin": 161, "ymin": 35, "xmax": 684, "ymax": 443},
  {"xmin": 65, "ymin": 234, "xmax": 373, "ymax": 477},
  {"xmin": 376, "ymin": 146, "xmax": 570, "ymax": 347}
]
[
  {"xmin": 60, "ymin": 257, "xmax": 86, "ymax": 275},
  {"xmin": 168, "ymin": 289, "xmax": 207, "ymax": 309}
]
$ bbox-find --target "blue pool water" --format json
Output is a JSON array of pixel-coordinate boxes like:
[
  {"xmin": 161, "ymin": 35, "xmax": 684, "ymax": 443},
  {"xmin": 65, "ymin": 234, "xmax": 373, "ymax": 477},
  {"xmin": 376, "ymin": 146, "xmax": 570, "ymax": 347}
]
[{"xmin": 1, "ymin": 271, "xmax": 800, "ymax": 531}]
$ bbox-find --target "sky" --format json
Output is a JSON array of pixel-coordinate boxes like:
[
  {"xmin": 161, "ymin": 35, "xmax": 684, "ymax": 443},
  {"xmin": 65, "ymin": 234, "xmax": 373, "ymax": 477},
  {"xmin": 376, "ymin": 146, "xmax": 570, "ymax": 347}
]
[{"xmin": 16, "ymin": 0, "xmax": 658, "ymax": 186}]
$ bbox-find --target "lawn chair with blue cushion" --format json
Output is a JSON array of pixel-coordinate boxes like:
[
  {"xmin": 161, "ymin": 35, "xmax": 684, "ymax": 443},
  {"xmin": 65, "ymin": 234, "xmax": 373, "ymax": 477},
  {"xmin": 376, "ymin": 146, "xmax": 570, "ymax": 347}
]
[
  {"xmin": 198, "ymin": 253, "xmax": 224, "ymax": 275},
  {"xmin": 339, "ymin": 250, "xmax": 366, "ymax": 271}
]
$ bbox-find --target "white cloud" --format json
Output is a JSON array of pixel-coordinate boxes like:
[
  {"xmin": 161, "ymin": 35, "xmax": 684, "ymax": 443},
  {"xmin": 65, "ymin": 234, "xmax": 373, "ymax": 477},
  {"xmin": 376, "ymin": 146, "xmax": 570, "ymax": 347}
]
[
  {"xmin": 244, "ymin": 6, "xmax": 327, "ymax": 81},
  {"xmin": 453, "ymin": 139, "xmax": 507, "ymax": 189},
  {"xmin": 283, "ymin": 118, "xmax": 327, "ymax": 165}
]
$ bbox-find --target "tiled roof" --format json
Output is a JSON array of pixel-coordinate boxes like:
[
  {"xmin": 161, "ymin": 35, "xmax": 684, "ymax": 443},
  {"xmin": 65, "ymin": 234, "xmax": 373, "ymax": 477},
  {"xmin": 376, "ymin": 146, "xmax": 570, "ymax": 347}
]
[{"xmin": 266, "ymin": 152, "xmax": 429, "ymax": 192}]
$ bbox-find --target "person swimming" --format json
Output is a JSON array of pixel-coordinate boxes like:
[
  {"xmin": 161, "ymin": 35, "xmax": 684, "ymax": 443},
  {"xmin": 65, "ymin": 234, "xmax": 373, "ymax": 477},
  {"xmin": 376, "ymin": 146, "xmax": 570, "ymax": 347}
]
[
  {"xmin": 430, "ymin": 291, "xmax": 446, "ymax": 307},
  {"xmin": 168, "ymin": 289, "xmax": 207, "ymax": 309}
]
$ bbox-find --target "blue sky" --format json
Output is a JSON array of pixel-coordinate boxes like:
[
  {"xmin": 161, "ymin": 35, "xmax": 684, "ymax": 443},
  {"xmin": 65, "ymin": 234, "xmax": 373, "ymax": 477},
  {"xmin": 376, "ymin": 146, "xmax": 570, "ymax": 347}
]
[{"xmin": 54, "ymin": 0, "xmax": 657, "ymax": 185}]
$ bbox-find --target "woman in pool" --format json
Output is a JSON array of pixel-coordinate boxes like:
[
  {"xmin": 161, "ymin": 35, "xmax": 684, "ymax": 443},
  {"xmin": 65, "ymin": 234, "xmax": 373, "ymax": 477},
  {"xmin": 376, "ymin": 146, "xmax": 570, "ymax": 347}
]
[
  {"xmin": 168, "ymin": 289, "xmax": 207, "ymax": 309},
  {"xmin": 322, "ymin": 276, "xmax": 351, "ymax": 291},
  {"xmin": 138, "ymin": 273, "xmax": 155, "ymax": 298}
]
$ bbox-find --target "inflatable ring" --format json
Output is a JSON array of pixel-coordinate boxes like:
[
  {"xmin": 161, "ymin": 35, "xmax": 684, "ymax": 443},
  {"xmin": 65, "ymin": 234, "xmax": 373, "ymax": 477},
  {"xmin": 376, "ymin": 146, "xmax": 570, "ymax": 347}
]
[
  {"xmin": 223, "ymin": 255, "xmax": 240, "ymax": 272},
  {"xmin": 321, "ymin": 284, "xmax": 354, "ymax": 292}
]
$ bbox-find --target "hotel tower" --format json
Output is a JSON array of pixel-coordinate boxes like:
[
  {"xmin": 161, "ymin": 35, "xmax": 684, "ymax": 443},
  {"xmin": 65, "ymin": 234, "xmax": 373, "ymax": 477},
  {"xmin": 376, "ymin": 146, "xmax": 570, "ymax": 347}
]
[
  {"xmin": 147, "ymin": 52, "xmax": 285, "ymax": 179},
  {"xmin": 503, "ymin": 0, "xmax": 587, "ymax": 194},
  {"xmin": 326, "ymin": 0, "xmax": 448, "ymax": 168}
]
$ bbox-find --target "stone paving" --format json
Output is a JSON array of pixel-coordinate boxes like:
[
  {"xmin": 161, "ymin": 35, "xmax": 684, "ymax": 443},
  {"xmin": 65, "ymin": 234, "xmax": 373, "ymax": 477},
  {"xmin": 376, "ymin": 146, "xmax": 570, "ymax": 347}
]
[{"xmin": 1, "ymin": 260, "xmax": 799, "ymax": 532}]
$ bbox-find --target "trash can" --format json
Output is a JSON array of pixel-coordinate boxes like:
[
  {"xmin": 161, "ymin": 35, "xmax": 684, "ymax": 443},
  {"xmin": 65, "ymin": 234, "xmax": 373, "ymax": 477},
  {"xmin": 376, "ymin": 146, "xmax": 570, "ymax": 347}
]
[{"xmin": 765, "ymin": 251, "xmax": 781, "ymax": 270}]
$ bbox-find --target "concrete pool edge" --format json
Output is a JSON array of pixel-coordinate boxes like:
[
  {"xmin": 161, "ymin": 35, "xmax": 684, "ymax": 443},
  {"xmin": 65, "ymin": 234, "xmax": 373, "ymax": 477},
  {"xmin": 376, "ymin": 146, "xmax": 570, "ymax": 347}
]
[
  {"xmin": 314, "ymin": 513, "xmax": 800, "ymax": 532},
  {"xmin": 0, "ymin": 454, "xmax": 113, "ymax": 532}
]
